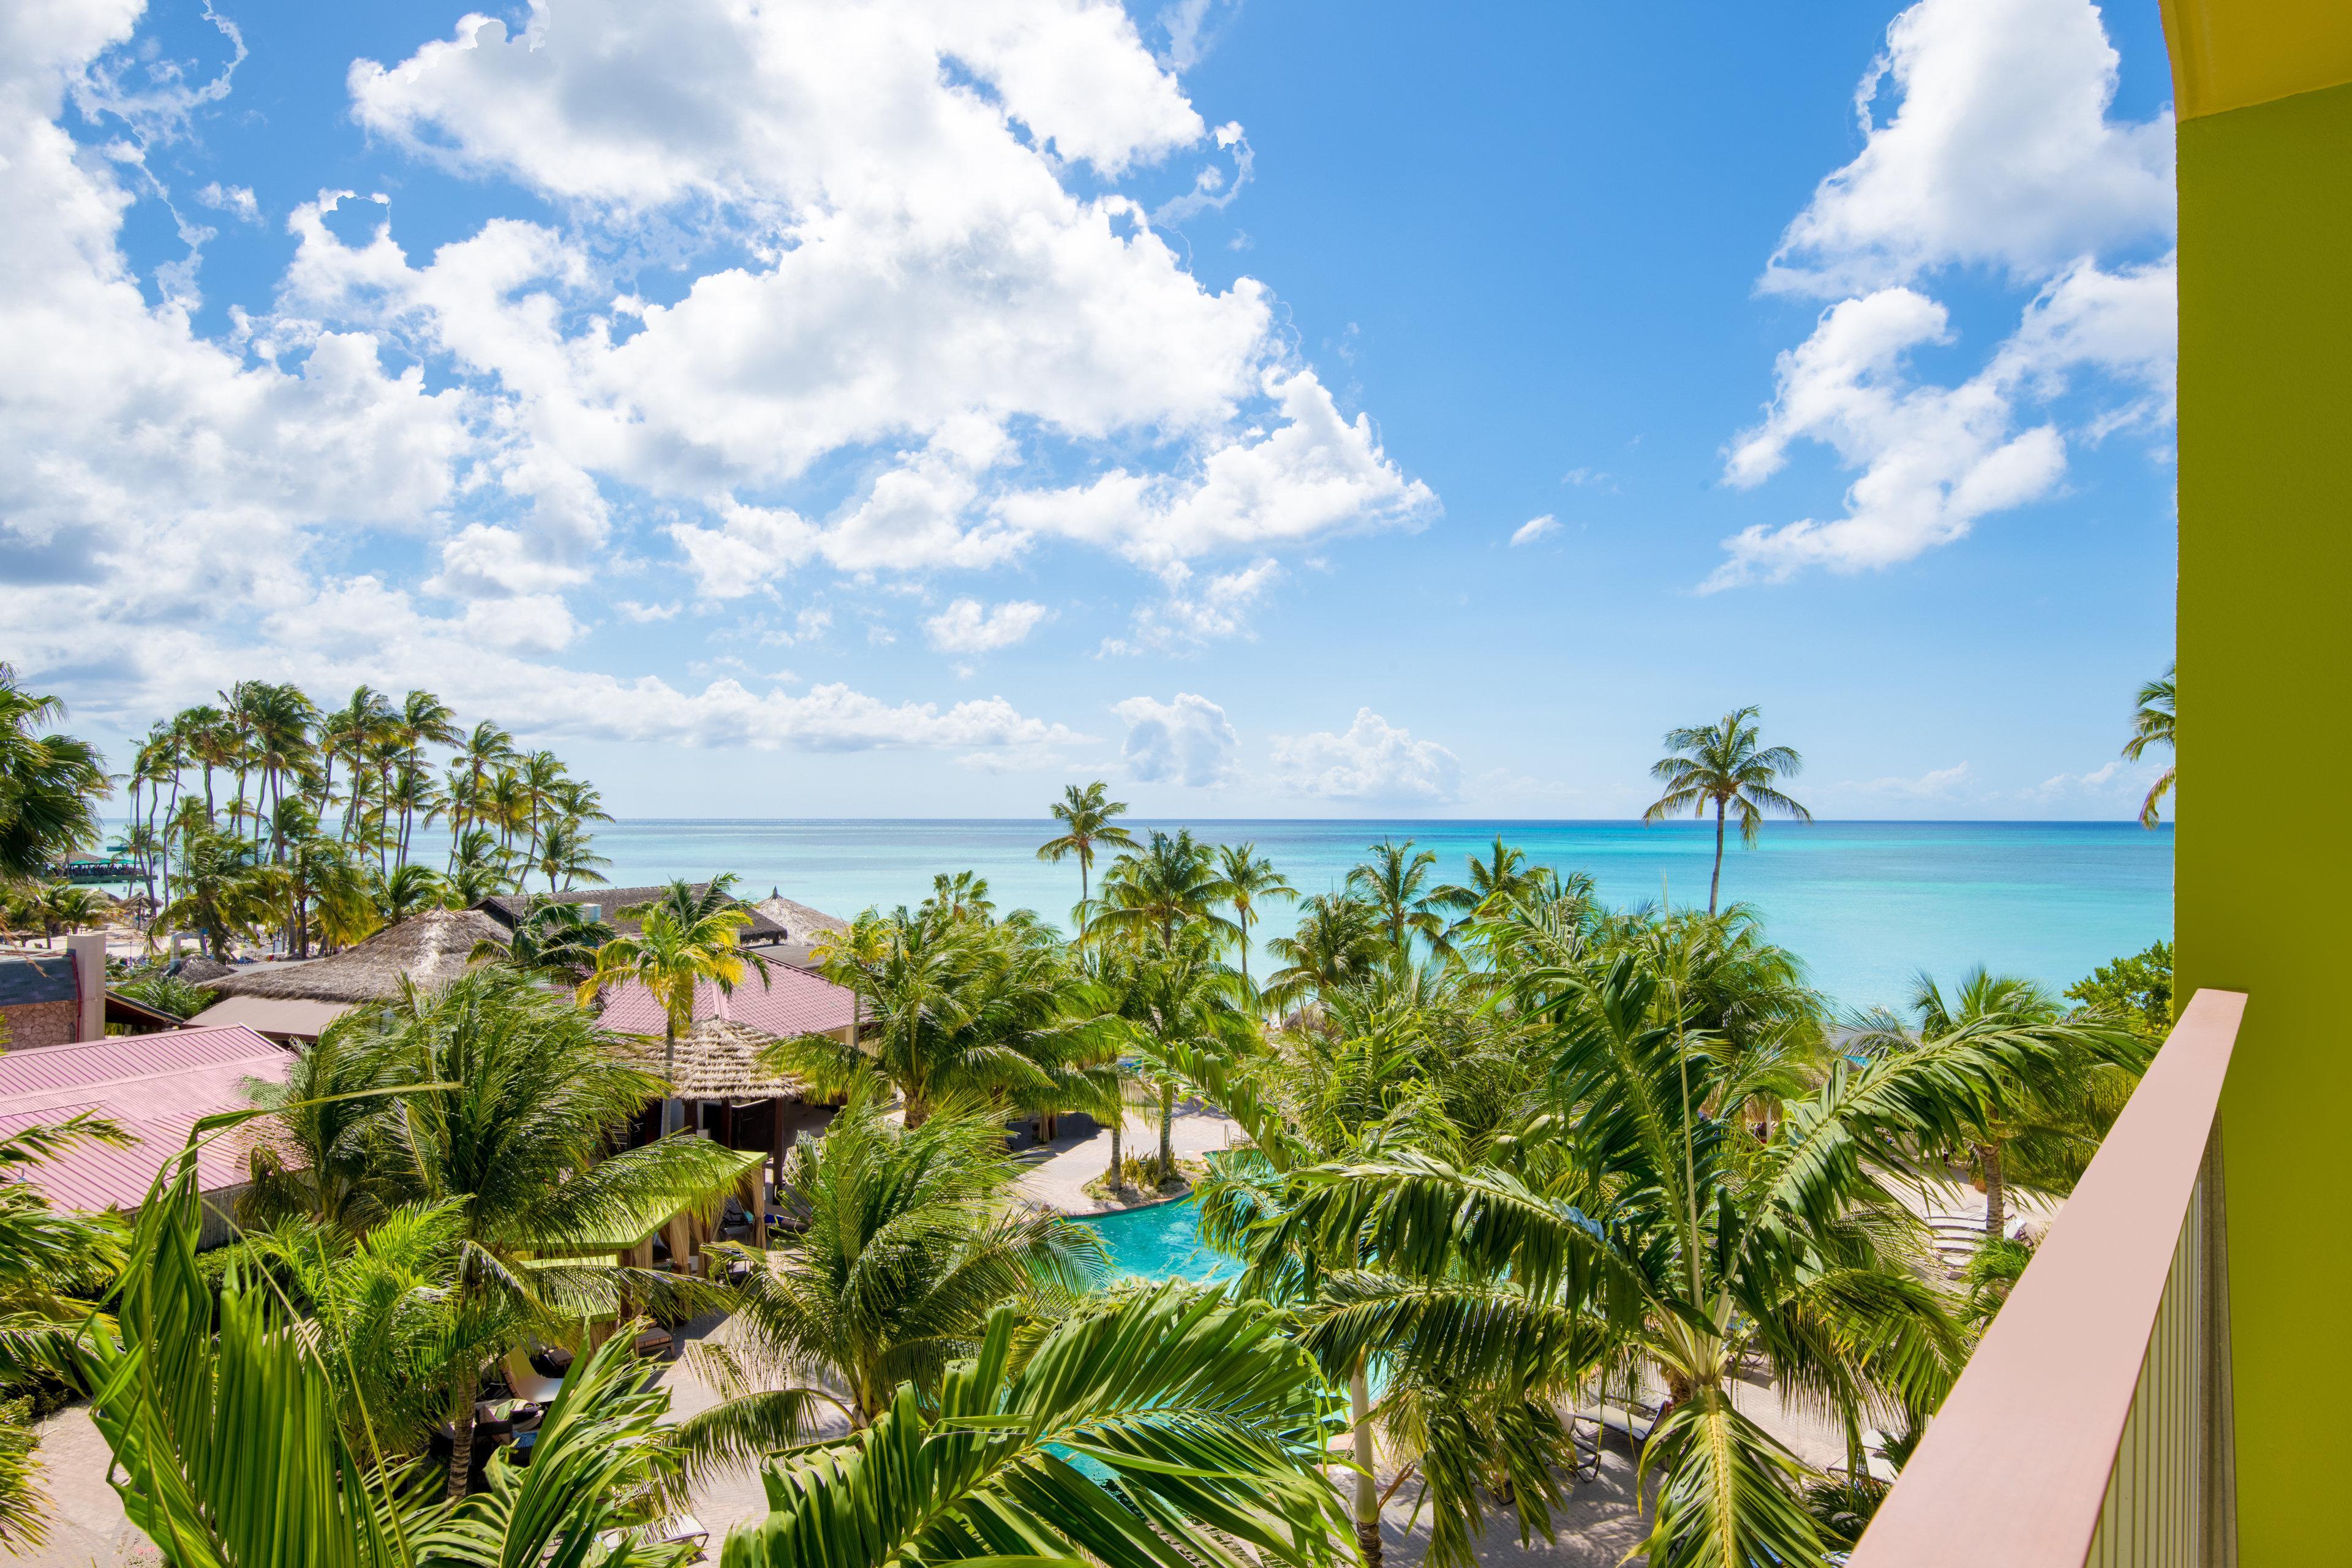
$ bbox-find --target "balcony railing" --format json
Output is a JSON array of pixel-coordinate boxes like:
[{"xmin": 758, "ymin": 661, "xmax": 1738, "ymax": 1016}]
[{"xmin": 1850, "ymin": 988, "xmax": 2246, "ymax": 1568}]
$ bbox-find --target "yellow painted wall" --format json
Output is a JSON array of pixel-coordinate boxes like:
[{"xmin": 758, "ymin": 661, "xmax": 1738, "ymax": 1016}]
[{"xmin": 2174, "ymin": 75, "xmax": 2352, "ymax": 1563}]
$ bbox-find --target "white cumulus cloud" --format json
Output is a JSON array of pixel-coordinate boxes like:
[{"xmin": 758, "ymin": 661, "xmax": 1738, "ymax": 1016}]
[
  {"xmin": 1716, "ymin": 0, "xmax": 2177, "ymax": 587},
  {"xmin": 1764, "ymin": 0, "xmax": 2171, "ymax": 296},
  {"xmin": 1, "ymin": 0, "xmax": 1434, "ymax": 752},
  {"xmin": 924, "ymin": 597, "xmax": 1051, "ymax": 655},
  {"xmin": 1270, "ymin": 709, "xmax": 1462, "ymax": 806},
  {"xmin": 1510, "ymin": 514, "xmax": 1558, "ymax": 546},
  {"xmin": 1114, "ymin": 692, "xmax": 1238, "ymax": 786}
]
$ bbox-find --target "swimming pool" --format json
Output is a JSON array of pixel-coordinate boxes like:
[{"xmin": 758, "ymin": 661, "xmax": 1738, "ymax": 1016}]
[{"xmin": 1084, "ymin": 1197, "xmax": 1240, "ymax": 1284}]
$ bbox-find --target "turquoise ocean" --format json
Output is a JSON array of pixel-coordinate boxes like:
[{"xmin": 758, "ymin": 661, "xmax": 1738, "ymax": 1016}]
[{"xmin": 554, "ymin": 818, "xmax": 2168, "ymax": 1012}]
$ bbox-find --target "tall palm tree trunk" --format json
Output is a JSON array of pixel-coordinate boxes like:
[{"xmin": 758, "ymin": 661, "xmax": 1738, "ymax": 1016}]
[
  {"xmin": 664, "ymin": 1020, "xmax": 682, "ymax": 1137},
  {"xmin": 447, "ymin": 1361, "xmax": 479, "ymax": 1500},
  {"xmin": 1351, "ymin": 1358, "xmax": 1381, "ymax": 1568},
  {"xmin": 1709, "ymin": 799, "xmax": 1727, "ymax": 915},
  {"xmin": 1158, "ymin": 1082, "xmax": 1175, "ymax": 1184},
  {"xmin": 1106, "ymin": 1114, "xmax": 1123, "ymax": 1189},
  {"xmin": 1979, "ymin": 1142, "xmax": 2007, "ymax": 1241}
]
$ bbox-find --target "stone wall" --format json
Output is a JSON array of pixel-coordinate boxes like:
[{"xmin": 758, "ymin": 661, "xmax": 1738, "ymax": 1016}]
[{"xmin": 0, "ymin": 998, "xmax": 77, "ymax": 1051}]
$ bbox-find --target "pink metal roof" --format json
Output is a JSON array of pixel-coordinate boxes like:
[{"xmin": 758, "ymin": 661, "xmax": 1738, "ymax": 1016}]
[
  {"xmin": 0, "ymin": 1024, "xmax": 291, "ymax": 1212},
  {"xmin": 596, "ymin": 965, "xmax": 857, "ymax": 1042}
]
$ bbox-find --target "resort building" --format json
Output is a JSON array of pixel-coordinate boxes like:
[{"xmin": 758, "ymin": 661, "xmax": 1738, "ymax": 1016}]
[
  {"xmin": 1850, "ymin": 4, "xmax": 2352, "ymax": 1564},
  {"xmin": 194, "ymin": 907, "xmax": 508, "ymax": 1042},
  {"xmin": 0, "ymin": 1023, "xmax": 289, "ymax": 1245},
  {"xmin": 0, "ymin": 939, "xmax": 100, "ymax": 1051},
  {"xmin": 594, "ymin": 968, "xmax": 859, "ymax": 1192}
]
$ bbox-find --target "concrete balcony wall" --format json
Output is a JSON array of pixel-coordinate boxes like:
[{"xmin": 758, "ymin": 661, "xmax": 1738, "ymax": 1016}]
[{"xmin": 2171, "ymin": 4, "xmax": 2352, "ymax": 1559}]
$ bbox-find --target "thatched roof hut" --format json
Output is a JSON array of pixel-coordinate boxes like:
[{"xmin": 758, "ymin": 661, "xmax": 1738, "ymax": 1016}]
[
  {"xmin": 169, "ymin": 956, "xmax": 235, "ymax": 985},
  {"xmin": 199, "ymin": 908, "xmax": 508, "ymax": 1005},
  {"xmin": 616, "ymin": 1017, "xmax": 810, "ymax": 1104},
  {"xmin": 753, "ymin": 892, "xmax": 849, "ymax": 940}
]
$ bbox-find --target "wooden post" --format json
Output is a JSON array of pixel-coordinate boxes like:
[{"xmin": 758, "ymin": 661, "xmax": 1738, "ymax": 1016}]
[{"xmin": 771, "ymin": 1096, "xmax": 790, "ymax": 1203}]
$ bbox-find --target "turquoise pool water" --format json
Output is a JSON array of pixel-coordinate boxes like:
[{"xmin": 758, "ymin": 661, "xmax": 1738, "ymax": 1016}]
[{"xmin": 1085, "ymin": 1197, "xmax": 1239, "ymax": 1284}]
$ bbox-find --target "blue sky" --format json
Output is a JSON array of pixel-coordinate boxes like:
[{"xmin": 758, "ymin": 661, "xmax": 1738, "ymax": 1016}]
[{"xmin": 4, "ymin": 0, "xmax": 2178, "ymax": 820}]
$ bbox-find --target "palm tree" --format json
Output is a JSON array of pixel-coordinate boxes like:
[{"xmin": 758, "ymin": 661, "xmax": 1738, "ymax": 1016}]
[
  {"xmin": 1094, "ymin": 828, "xmax": 1239, "ymax": 948},
  {"xmin": 1643, "ymin": 706, "xmax": 1812, "ymax": 914},
  {"xmin": 345, "ymin": 968, "xmax": 750, "ymax": 1498},
  {"xmin": 1346, "ymin": 838, "xmax": 1450, "ymax": 960},
  {"xmin": 778, "ymin": 905, "xmax": 1114, "ymax": 1129},
  {"xmin": 0, "ymin": 665, "xmax": 110, "ymax": 883},
  {"xmin": 391, "ymin": 691, "xmax": 459, "ymax": 868},
  {"xmin": 1216, "ymin": 842, "xmax": 1294, "ymax": 994},
  {"xmin": 370, "ymin": 862, "xmax": 447, "ymax": 925},
  {"xmin": 718, "ymin": 1285, "xmax": 1351, "ymax": 1568},
  {"xmin": 0, "ymin": 1114, "xmax": 130, "ymax": 1549},
  {"xmin": 582, "ymin": 876, "xmax": 771, "ymax": 1137},
  {"xmin": 57, "ymin": 1137, "xmax": 707, "ymax": 1564},
  {"xmin": 480, "ymin": 899, "xmax": 614, "ymax": 985},
  {"xmin": 1126, "ymin": 930, "xmax": 1256, "ymax": 1182},
  {"xmin": 674, "ymin": 1091, "xmax": 1101, "ymax": 1468},
  {"xmin": 447, "ymin": 721, "xmax": 516, "ymax": 869},
  {"xmin": 532, "ymin": 817, "xmax": 609, "ymax": 892},
  {"xmin": 239, "ymin": 1019, "xmax": 402, "ymax": 1233},
  {"xmin": 1036, "ymin": 780, "xmax": 1138, "ymax": 932},
  {"xmin": 246, "ymin": 682, "xmax": 318, "ymax": 862},
  {"xmin": 154, "ymin": 824, "xmax": 268, "ymax": 958},
  {"xmin": 1260, "ymin": 894, "xmax": 1388, "ymax": 1016},
  {"xmin": 919, "ymin": 869, "xmax": 995, "ymax": 923},
  {"xmin": 1255, "ymin": 930, "xmax": 2142, "ymax": 1568},
  {"xmin": 1850, "ymin": 969, "xmax": 2146, "ymax": 1239},
  {"xmin": 32, "ymin": 883, "xmax": 105, "ymax": 946},
  {"xmin": 2124, "ymin": 662, "xmax": 2176, "ymax": 827},
  {"xmin": 1431, "ymin": 834, "xmax": 1545, "ymax": 930}
]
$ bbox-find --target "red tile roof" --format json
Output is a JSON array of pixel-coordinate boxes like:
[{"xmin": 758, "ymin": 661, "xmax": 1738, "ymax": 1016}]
[
  {"xmin": 0, "ymin": 1025, "xmax": 290, "ymax": 1212},
  {"xmin": 595, "ymin": 965, "xmax": 857, "ymax": 1042}
]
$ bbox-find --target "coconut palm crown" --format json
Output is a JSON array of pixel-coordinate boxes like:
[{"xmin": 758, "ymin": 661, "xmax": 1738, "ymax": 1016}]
[
  {"xmin": 2123, "ymin": 662, "xmax": 2175, "ymax": 827},
  {"xmin": 1642, "ymin": 706, "xmax": 1812, "ymax": 914}
]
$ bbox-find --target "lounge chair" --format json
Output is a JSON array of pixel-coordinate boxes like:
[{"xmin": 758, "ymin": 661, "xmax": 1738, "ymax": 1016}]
[
  {"xmin": 1569, "ymin": 1412, "xmax": 1604, "ymax": 1482},
  {"xmin": 502, "ymin": 1345, "xmax": 564, "ymax": 1406}
]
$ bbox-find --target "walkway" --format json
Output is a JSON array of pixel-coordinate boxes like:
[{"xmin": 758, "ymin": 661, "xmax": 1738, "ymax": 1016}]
[{"xmin": 1016, "ymin": 1104, "xmax": 1245, "ymax": 1213}]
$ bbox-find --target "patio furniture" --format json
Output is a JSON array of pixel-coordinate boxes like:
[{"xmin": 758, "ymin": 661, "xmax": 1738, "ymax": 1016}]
[
  {"xmin": 502, "ymin": 1345, "xmax": 564, "ymax": 1406},
  {"xmin": 1569, "ymin": 1412, "xmax": 1604, "ymax": 1482}
]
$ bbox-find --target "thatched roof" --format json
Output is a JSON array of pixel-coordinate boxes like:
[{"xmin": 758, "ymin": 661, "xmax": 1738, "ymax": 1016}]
[
  {"xmin": 198, "ymin": 908, "xmax": 508, "ymax": 1004},
  {"xmin": 169, "ymin": 956, "xmax": 236, "ymax": 985},
  {"xmin": 617, "ymin": 1017, "xmax": 809, "ymax": 1103},
  {"xmin": 753, "ymin": 893, "xmax": 849, "ymax": 939}
]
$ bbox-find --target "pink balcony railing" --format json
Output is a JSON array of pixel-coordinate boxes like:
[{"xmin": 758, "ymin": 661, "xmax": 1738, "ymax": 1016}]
[{"xmin": 1849, "ymin": 987, "xmax": 2245, "ymax": 1568}]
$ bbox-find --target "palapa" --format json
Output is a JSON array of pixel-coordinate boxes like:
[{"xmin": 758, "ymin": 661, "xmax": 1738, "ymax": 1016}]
[
  {"xmin": 198, "ymin": 908, "xmax": 509, "ymax": 1004},
  {"xmin": 611, "ymin": 1016, "xmax": 809, "ymax": 1104},
  {"xmin": 752, "ymin": 892, "xmax": 849, "ymax": 940}
]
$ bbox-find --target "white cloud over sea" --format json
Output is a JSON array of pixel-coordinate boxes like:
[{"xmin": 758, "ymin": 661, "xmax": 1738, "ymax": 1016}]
[
  {"xmin": 1712, "ymin": 0, "xmax": 2176, "ymax": 587},
  {"xmin": 0, "ymin": 0, "xmax": 1434, "ymax": 760},
  {"xmin": 1270, "ymin": 708, "xmax": 1463, "ymax": 806}
]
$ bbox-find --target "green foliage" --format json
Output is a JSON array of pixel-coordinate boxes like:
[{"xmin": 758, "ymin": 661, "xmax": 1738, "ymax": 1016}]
[
  {"xmin": 0, "ymin": 664, "xmax": 110, "ymax": 883},
  {"xmin": 776, "ymin": 896, "xmax": 1115, "ymax": 1126},
  {"xmin": 1642, "ymin": 706, "xmax": 1811, "ymax": 913},
  {"xmin": 2066, "ymin": 938, "xmax": 2174, "ymax": 1047},
  {"xmin": 0, "ymin": 1115, "xmax": 132, "ymax": 1548},
  {"xmin": 119, "ymin": 683, "xmax": 604, "ymax": 959},
  {"xmin": 2122, "ymin": 663, "xmax": 2174, "ymax": 827},
  {"xmin": 717, "ymin": 1287, "xmax": 1350, "ymax": 1568},
  {"xmin": 675, "ymin": 1090, "xmax": 1102, "ymax": 1476},
  {"xmin": 52, "ymin": 1132, "xmax": 700, "ymax": 1568},
  {"xmin": 115, "ymin": 971, "xmax": 222, "ymax": 1020}
]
